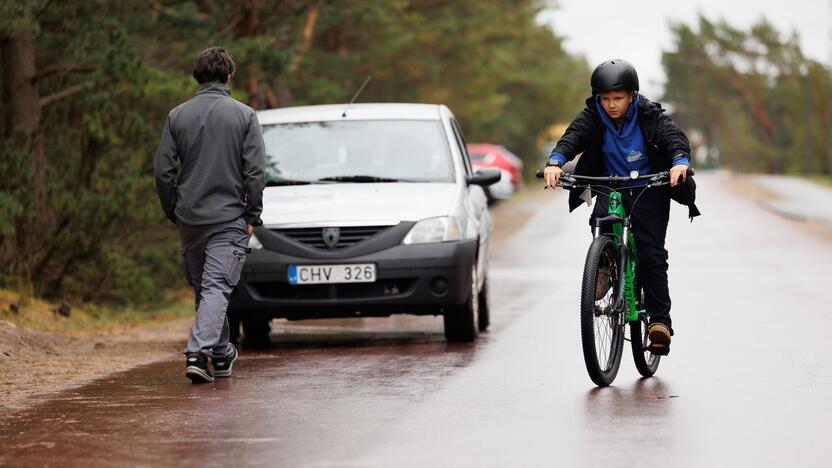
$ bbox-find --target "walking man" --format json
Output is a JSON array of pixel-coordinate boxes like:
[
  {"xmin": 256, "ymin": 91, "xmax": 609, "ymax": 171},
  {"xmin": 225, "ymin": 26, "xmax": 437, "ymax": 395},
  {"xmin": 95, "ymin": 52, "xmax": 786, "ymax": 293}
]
[{"xmin": 154, "ymin": 47, "xmax": 266, "ymax": 383}]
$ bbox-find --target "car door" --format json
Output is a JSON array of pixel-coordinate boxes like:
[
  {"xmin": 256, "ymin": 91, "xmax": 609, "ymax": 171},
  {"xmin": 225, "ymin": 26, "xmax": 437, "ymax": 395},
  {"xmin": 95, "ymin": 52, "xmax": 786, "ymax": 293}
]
[{"xmin": 450, "ymin": 118, "xmax": 491, "ymax": 289}]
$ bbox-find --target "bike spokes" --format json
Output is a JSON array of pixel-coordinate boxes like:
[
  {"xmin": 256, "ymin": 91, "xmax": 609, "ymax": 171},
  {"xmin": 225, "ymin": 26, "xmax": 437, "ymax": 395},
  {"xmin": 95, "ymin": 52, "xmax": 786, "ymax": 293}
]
[
  {"xmin": 581, "ymin": 236, "xmax": 625, "ymax": 386},
  {"xmin": 593, "ymin": 250, "xmax": 619, "ymax": 372}
]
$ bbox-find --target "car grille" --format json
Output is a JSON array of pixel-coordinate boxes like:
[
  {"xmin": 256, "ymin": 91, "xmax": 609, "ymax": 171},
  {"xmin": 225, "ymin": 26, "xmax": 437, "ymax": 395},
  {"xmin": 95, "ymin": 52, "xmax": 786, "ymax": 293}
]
[
  {"xmin": 272, "ymin": 226, "xmax": 391, "ymax": 250},
  {"xmin": 250, "ymin": 279, "xmax": 416, "ymax": 300}
]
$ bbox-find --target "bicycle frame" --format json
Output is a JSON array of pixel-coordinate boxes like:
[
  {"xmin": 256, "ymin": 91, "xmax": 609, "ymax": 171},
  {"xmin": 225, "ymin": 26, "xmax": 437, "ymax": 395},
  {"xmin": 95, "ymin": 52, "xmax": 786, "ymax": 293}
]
[
  {"xmin": 592, "ymin": 190, "xmax": 643, "ymax": 323},
  {"xmin": 535, "ymin": 168, "xmax": 682, "ymax": 325}
]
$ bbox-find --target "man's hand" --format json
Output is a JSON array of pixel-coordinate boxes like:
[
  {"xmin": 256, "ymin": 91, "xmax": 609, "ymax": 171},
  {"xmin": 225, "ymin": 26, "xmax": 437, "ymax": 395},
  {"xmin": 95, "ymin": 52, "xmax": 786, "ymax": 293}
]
[
  {"xmin": 544, "ymin": 165, "xmax": 563, "ymax": 189},
  {"xmin": 669, "ymin": 165, "xmax": 688, "ymax": 187},
  {"xmin": 247, "ymin": 224, "xmax": 255, "ymax": 235}
]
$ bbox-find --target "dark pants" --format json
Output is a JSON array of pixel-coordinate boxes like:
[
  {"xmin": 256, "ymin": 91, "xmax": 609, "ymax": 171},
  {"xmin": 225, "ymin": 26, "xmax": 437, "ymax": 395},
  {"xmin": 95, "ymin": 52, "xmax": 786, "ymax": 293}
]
[{"xmin": 591, "ymin": 186, "xmax": 672, "ymax": 328}]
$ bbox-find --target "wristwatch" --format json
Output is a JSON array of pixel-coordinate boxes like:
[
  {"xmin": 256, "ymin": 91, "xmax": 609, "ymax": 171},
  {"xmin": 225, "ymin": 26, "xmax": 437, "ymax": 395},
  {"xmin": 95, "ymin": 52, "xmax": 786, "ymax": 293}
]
[{"xmin": 546, "ymin": 159, "xmax": 562, "ymax": 168}]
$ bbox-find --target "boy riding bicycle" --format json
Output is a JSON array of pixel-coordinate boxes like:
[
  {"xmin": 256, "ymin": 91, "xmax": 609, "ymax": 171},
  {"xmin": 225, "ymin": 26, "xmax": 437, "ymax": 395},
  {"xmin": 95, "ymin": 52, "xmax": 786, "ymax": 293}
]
[{"xmin": 543, "ymin": 59, "xmax": 699, "ymax": 355}]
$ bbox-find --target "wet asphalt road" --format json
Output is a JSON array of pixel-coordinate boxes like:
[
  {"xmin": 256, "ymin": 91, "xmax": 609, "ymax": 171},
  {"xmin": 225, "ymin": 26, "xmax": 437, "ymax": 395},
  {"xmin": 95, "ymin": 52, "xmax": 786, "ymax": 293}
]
[{"xmin": 2, "ymin": 172, "xmax": 831, "ymax": 467}]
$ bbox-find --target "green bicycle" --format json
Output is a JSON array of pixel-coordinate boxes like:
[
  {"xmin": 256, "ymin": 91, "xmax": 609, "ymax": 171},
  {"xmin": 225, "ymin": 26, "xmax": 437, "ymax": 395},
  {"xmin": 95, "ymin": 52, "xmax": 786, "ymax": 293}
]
[{"xmin": 536, "ymin": 168, "xmax": 691, "ymax": 386}]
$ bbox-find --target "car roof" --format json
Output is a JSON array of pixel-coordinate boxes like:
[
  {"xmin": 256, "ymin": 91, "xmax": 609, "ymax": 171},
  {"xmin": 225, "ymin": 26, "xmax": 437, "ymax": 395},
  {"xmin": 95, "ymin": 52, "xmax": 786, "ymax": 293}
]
[{"xmin": 257, "ymin": 103, "xmax": 445, "ymax": 125}]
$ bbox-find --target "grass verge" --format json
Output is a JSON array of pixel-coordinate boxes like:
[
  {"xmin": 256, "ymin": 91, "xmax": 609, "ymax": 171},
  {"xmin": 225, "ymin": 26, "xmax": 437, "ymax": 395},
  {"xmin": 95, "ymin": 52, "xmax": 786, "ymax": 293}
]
[
  {"xmin": 0, "ymin": 288, "xmax": 193, "ymax": 334},
  {"xmin": 809, "ymin": 175, "xmax": 832, "ymax": 188}
]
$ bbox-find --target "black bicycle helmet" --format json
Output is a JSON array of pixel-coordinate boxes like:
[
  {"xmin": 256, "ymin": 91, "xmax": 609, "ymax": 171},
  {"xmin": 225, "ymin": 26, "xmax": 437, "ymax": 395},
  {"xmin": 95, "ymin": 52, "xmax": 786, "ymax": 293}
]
[{"xmin": 590, "ymin": 59, "xmax": 639, "ymax": 95}]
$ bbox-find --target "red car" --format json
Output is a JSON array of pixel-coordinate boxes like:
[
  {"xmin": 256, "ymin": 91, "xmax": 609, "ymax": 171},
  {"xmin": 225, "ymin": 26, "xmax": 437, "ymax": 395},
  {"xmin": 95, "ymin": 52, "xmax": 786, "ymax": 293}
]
[{"xmin": 467, "ymin": 144, "xmax": 524, "ymax": 199}]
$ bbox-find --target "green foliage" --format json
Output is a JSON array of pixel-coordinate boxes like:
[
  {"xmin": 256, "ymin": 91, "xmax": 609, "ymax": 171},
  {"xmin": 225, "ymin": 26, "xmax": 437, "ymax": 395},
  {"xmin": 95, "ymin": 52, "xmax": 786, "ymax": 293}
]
[
  {"xmin": 0, "ymin": 0, "xmax": 587, "ymax": 305},
  {"xmin": 1, "ymin": 0, "xmax": 189, "ymax": 304},
  {"xmin": 0, "ymin": 0, "xmax": 41, "ymax": 34},
  {"xmin": 662, "ymin": 15, "xmax": 832, "ymax": 175}
]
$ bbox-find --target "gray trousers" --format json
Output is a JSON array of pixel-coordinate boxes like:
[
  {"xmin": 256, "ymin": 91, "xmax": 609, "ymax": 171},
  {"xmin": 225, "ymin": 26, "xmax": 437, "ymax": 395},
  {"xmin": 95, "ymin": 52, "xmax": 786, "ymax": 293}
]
[{"xmin": 177, "ymin": 216, "xmax": 249, "ymax": 357}]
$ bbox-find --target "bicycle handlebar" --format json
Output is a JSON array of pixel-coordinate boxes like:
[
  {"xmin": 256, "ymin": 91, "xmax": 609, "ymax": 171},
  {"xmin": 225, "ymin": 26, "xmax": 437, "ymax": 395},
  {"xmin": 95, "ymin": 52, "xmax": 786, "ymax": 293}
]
[{"xmin": 534, "ymin": 167, "xmax": 694, "ymax": 187}]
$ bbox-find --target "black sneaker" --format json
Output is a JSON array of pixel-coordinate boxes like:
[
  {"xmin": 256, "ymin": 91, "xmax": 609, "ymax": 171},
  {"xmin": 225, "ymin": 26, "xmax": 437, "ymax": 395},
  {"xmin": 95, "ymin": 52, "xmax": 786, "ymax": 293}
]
[
  {"xmin": 213, "ymin": 346, "xmax": 238, "ymax": 378},
  {"xmin": 185, "ymin": 353, "xmax": 214, "ymax": 383}
]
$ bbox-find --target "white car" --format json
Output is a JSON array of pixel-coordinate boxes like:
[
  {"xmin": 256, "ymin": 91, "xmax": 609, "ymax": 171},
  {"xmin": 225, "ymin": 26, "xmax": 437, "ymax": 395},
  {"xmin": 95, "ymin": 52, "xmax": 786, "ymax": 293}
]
[{"xmin": 228, "ymin": 103, "xmax": 500, "ymax": 344}]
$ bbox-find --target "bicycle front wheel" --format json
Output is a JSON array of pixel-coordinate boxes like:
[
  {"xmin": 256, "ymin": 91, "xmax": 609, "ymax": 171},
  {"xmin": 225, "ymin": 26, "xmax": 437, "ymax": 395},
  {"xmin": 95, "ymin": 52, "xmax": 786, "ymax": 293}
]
[{"xmin": 581, "ymin": 235, "xmax": 625, "ymax": 387}]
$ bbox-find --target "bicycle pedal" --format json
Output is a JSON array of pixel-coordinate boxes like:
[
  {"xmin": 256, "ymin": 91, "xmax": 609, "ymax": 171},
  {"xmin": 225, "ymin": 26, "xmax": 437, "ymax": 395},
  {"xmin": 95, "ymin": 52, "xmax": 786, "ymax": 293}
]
[{"xmin": 647, "ymin": 344, "xmax": 669, "ymax": 356}]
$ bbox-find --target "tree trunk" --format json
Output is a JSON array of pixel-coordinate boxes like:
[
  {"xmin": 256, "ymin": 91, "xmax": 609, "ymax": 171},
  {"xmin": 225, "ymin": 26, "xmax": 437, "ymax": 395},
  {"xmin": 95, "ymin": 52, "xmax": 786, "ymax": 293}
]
[
  {"xmin": 2, "ymin": 29, "xmax": 45, "ymax": 199},
  {"xmin": 246, "ymin": 63, "xmax": 261, "ymax": 109},
  {"xmin": 2, "ymin": 28, "xmax": 45, "ymax": 285},
  {"xmin": 235, "ymin": 0, "xmax": 263, "ymax": 109},
  {"xmin": 291, "ymin": 3, "xmax": 321, "ymax": 73}
]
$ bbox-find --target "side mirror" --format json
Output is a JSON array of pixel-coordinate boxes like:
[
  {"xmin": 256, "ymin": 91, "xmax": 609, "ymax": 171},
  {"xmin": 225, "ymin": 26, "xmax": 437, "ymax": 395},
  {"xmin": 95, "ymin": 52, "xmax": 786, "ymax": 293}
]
[{"xmin": 466, "ymin": 167, "xmax": 501, "ymax": 186}]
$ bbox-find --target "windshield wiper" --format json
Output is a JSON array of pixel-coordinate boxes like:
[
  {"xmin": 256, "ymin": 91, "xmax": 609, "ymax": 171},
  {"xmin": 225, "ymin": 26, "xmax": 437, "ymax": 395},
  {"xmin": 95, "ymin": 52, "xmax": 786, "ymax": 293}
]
[
  {"xmin": 316, "ymin": 175, "xmax": 410, "ymax": 183},
  {"xmin": 266, "ymin": 179, "xmax": 319, "ymax": 186}
]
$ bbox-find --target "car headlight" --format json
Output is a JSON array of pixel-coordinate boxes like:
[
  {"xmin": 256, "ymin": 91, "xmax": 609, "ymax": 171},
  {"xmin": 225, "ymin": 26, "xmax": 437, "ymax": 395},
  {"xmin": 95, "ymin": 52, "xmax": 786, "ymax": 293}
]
[
  {"xmin": 248, "ymin": 233, "xmax": 263, "ymax": 250},
  {"xmin": 403, "ymin": 216, "xmax": 462, "ymax": 244}
]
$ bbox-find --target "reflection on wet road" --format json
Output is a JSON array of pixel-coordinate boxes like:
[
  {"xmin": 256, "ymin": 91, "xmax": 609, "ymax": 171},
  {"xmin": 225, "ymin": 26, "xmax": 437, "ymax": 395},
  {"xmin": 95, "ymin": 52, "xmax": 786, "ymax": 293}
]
[{"xmin": 1, "ymin": 172, "xmax": 830, "ymax": 467}]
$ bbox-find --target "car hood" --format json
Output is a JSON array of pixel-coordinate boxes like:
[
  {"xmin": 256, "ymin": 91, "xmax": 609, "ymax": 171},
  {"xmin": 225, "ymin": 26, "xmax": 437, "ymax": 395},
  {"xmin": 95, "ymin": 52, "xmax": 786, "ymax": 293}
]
[{"xmin": 260, "ymin": 182, "xmax": 458, "ymax": 227}]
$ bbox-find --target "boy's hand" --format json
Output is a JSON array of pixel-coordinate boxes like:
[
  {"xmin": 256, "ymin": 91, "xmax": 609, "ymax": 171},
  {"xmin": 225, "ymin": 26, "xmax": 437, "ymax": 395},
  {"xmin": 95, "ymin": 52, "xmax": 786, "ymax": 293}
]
[
  {"xmin": 544, "ymin": 166, "xmax": 563, "ymax": 189},
  {"xmin": 669, "ymin": 165, "xmax": 688, "ymax": 187}
]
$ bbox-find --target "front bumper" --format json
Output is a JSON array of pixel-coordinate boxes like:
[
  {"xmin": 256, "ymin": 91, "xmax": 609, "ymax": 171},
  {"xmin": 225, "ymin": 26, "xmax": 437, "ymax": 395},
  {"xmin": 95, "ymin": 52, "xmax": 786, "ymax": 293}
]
[{"xmin": 228, "ymin": 229, "xmax": 477, "ymax": 320}]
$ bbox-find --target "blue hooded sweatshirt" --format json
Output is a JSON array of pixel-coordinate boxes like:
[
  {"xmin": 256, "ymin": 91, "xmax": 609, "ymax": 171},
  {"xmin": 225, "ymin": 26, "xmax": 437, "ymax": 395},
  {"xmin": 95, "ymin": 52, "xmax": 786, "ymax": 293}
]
[{"xmin": 596, "ymin": 94, "xmax": 650, "ymax": 177}]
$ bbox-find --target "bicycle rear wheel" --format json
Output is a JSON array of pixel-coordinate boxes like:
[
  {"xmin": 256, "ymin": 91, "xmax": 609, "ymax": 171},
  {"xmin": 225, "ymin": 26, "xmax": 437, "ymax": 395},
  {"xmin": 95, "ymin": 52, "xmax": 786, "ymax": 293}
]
[
  {"xmin": 630, "ymin": 316, "xmax": 661, "ymax": 377},
  {"xmin": 581, "ymin": 235, "xmax": 625, "ymax": 387}
]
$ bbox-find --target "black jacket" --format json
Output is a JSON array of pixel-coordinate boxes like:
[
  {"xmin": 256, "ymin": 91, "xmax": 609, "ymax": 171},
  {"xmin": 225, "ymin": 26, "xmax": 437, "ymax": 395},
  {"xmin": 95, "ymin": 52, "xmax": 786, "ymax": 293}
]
[
  {"xmin": 551, "ymin": 95, "xmax": 700, "ymax": 218},
  {"xmin": 154, "ymin": 83, "xmax": 267, "ymax": 226}
]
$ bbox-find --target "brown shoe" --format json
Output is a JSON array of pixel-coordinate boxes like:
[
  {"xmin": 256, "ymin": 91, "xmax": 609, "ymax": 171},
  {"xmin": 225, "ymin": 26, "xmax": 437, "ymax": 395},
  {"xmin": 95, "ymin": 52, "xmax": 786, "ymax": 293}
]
[
  {"xmin": 647, "ymin": 322, "xmax": 672, "ymax": 355},
  {"xmin": 595, "ymin": 266, "xmax": 611, "ymax": 301}
]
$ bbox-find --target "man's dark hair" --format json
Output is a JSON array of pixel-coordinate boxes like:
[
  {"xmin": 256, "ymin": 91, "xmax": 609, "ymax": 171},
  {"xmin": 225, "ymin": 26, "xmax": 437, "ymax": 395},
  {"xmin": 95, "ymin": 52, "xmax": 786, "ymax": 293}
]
[{"xmin": 192, "ymin": 47, "xmax": 236, "ymax": 84}]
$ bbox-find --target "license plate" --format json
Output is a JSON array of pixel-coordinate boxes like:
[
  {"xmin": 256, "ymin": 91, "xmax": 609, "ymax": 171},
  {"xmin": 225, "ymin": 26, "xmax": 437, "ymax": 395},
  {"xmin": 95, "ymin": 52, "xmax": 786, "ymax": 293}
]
[{"xmin": 288, "ymin": 264, "xmax": 376, "ymax": 285}]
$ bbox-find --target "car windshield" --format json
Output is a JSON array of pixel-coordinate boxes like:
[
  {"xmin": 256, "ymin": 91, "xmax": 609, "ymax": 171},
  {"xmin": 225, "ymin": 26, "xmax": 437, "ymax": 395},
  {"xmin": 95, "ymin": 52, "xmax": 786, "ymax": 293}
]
[
  {"xmin": 261, "ymin": 120, "xmax": 454, "ymax": 184},
  {"xmin": 469, "ymin": 152, "xmax": 487, "ymax": 162}
]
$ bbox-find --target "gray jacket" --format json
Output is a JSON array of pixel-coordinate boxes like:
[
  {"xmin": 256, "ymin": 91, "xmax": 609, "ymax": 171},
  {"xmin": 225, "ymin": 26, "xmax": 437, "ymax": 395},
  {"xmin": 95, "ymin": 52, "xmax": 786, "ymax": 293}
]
[{"xmin": 154, "ymin": 82, "xmax": 266, "ymax": 226}]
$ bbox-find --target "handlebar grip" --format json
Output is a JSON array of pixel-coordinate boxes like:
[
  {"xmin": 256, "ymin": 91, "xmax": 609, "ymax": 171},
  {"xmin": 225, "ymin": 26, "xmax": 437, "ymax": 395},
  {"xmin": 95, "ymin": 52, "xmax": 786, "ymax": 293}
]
[
  {"xmin": 687, "ymin": 167, "xmax": 695, "ymax": 177},
  {"xmin": 536, "ymin": 169, "xmax": 544, "ymax": 179}
]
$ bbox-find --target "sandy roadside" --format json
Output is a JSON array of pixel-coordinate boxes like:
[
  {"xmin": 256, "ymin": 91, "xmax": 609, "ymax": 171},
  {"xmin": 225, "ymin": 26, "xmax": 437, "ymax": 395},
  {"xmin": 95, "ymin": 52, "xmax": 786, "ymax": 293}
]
[
  {"xmin": 0, "ymin": 187, "xmax": 553, "ymax": 412},
  {"xmin": 0, "ymin": 317, "xmax": 191, "ymax": 411},
  {"xmin": 725, "ymin": 171, "xmax": 832, "ymax": 242}
]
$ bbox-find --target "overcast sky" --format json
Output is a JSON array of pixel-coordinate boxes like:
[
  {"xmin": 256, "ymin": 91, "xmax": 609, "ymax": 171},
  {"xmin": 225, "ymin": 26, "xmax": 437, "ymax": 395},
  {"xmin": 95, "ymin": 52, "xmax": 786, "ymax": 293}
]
[{"xmin": 538, "ymin": 0, "xmax": 828, "ymax": 98}]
